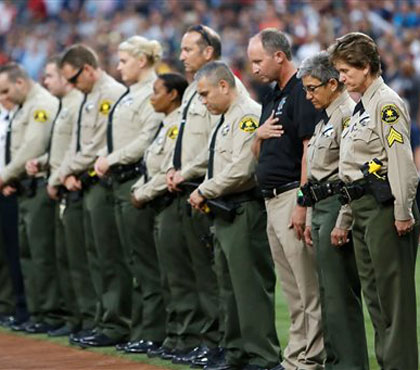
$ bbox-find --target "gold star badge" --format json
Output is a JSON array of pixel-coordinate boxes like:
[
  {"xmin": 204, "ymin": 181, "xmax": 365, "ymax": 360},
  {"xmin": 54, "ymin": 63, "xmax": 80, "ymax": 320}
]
[
  {"xmin": 239, "ymin": 116, "xmax": 259, "ymax": 133},
  {"xmin": 381, "ymin": 104, "xmax": 400, "ymax": 125},
  {"xmin": 34, "ymin": 109, "xmax": 48, "ymax": 122},
  {"xmin": 99, "ymin": 100, "xmax": 112, "ymax": 115},
  {"xmin": 167, "ymin": 125, "xmax": 179, "ymax": 140}
]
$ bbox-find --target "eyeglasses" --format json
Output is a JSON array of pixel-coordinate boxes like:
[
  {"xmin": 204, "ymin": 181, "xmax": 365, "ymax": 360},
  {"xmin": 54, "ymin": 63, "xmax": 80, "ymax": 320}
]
[
  {"xmin": 191, "ymin": 24, "xmax": 212, "ymax": 47},
  {"xmin": 67, "ymin": 66, "xmax": 84, "ymax": 84},
  {"xmin": 302, "ymin": 81, "xmax": 328, "ymax": 93}
]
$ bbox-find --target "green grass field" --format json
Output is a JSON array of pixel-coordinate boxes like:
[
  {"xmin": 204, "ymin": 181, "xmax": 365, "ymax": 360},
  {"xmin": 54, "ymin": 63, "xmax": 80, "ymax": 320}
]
[{"xmin": 1, "ymin": 264, "xmax": 419, "ymax": 370}]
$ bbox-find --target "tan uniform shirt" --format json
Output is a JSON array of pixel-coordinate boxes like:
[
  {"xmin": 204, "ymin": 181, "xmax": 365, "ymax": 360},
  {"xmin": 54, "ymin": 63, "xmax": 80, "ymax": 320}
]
[
  {"xmin": 105, "ymin": 71, "xmax": 164, "ymax": 166},
  {"xmin": 60, "ymin": 72, "xmax": 126, "ymax": 177},
  {"xmin": 37, "ymin": 89, "xmax": 84, "ymax": 187},
  {"xmin": 173, "ymin": 76, "xmax": 249, "ymax": 180},
  {"xmin": 1, "ymin": 83, "xmax": 59, "ymax": 183},
  {"xmin": 339, "ymin": 77, "xmax": 418, "ymax": 221},
  {"xmin": 306, "ymin": 91, "xmax": 354, "ymax": 229},
  {"xmin": 132, "ymin": 109, "xmax": 181, "ymax": 202},
  {"xmin": 198, "ymin": 94, "xmax": 261, "ymax": 199}
]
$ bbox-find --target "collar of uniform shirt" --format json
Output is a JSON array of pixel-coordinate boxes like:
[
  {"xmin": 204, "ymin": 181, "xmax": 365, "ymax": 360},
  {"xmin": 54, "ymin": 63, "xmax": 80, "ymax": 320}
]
[
  {"xmin": 325, "ymin": 89, "xmax": 351, "ymax": 118},
  {"xmin": 90, "ymin": 70, "xmax": 109, "ymax": 95},
  {"xmin": 130, "ymin": 70, "xmax": 157, "ymax": 93},
  {"xmin": 360, "ymin": 76, "xmax": 384, "ymax": 109}
]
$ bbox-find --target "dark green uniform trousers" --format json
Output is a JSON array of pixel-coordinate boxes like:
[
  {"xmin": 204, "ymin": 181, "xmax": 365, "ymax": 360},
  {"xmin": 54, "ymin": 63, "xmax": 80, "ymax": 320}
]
[
  {"xmin": 311, "ymin": 195, "xmax": 368, "ymax": 370},
  {"xmin": 213, "ymin": 200, "xmax": 280, "ymax": 368},
  {"xmin": 62, "ymin": 194, "xmax": 96, "ymax": 330},
  {"xmin": 54, "ymin": 201, "xmax": 82, "ymax": 331},
  {"xmin": 153, "ymin": 196, "xmax": 182, "ymax": 350},
  {"xmin": 83, "ymin": 182, "xmax": 131, "ymax": 340},
  {"xmin": 159, "ymin": 193, "xmax": 220, "ymax": 350},
  {"xmin": 18, "ymin": 185, "xmax": 63, "ymax": 326},
  {"xmin": 351, "ymin": 194, "xmax": 419, "ymax": 370},
  {"xmin": 113, "ymin": 179, "xmax": 166, "ymax": 342}
]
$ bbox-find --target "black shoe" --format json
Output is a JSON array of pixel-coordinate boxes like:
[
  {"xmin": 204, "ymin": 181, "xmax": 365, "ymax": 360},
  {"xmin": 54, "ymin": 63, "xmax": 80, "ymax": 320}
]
[
  {"xmin": 174, "ymin": 346, "xmax": 210, "ymax": 365},
  {"xmin": 243, "ymin": 365, "xmax": 285, "ymax": 370},
  {"xmin": 172, "ymin": 347, "xmax": 198, "ymax": 364},
  {"xmin": 11, "ymin": 320, "xmax": 32, "ymax": 332},
  {"xmin": 124, "ymin": 340, "xmax": 162, "ymax": 354},
  {"xmin": 147, "ymin": 345, "xmax": 172, "ymax": 358},
  {"xmin": 25, "ymin": 322, "xmax": 60, "ymax": 334},
  {"xmin": 69, "ymin": 328, "xmax": 97, "ymax": 345},
  {"xmin": 161, "ymin": 348, "xmax": 180, "ymax": 360},
  {"xmin": 79, "ymin": 333, "xmax": 124, "ymax": 347},
  {"xmin": 115, "ymin": 342, "xmax": 130, "ymax": 351},
  {"xmin": 203, "ymin": 361, "xmax": 238, "ymax": 370},
  {"xmin": 191, "ymin": 347, "xmax": 225, "ymax": 368},
  {"xmin": 0, "ymin": 314, "xmax": 13, "ymax": 327},
  {"xmin": 48, "ymin": 325, "xmax": 72, "ymax": 337}
]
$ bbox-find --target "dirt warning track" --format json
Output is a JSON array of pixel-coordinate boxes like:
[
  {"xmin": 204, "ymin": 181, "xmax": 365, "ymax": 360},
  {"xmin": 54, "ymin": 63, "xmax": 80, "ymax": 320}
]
[{"xmin": 0, "ymin": 332, "xmax": 169, "ymax": 370}]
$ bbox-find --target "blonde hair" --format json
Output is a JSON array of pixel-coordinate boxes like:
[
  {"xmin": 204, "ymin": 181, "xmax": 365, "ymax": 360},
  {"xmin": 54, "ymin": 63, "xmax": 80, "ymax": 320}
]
[{"xmin": 118, "ymin": 36, "xmax": 162, "ymax": 66}]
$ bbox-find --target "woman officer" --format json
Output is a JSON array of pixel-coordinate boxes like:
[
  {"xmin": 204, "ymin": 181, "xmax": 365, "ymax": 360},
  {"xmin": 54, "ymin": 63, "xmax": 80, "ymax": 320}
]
[
  {"xmin": 329, "ymin": 32, "xmax": 419, "ymax": 370},
  {"xmin": 94, "ymin": 35, "xmax": 166, "ymax": 352},
  {"xmin": 297, "ymin": 51, "xmax": 369, "ymax": 370}
]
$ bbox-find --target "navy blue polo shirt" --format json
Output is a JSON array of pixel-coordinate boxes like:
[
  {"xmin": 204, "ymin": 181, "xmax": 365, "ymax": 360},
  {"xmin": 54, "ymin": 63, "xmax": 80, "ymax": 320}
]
[{"xmin": 256, "ymin": 74, "xmax": 320, "ymax": 189}]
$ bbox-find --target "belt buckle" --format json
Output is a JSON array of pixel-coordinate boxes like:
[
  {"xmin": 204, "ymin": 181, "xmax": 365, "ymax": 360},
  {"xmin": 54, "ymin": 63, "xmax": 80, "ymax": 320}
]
[
  {"xmin": 342, "ymin": 186, "xmax": 352, "ymax": 202},
  {"xmin": 272, "ymin": 187, "xmax": 278, "ymax": 197}
]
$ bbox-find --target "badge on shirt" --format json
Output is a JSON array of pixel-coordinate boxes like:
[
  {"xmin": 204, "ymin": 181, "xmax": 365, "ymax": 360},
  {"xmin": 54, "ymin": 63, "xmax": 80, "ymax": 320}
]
[
  {"xmin": 221, "ymin": 124, "xmax": 230, "ymax": 136},
  {"xmin": 381, "ymin": 104, "xmax": 400, "ymax": 125},
  {"xmin": 387, "ymin": 127, "xmax": 404, "ymax": 147},
  {"xmin": 34, "ymin": 109, "xmax": 48, "ymax": 123},
  {"xmin": 99, "ymin": 100, "xmax": 112, "ymax": 115},
  {"xmin": 342, "ymin": 116, "xmax": 350, "ymax": 129},
  {"xmin": 59, "ymin": 108, "xmax": 69, "ymax": 120},
  {"xmin": 276, "ymin": 97, "xmax": 287, "ymax": 116},
  {"xmin": 239, "ymin": 116, "xmax": 258, "ymax": 133},
  {"xmin": 85, "ymin": 102, "xmax": 94, "ymax": 112},
  {"xmin": 167, "ymin": 125, "xmax": 178, "ymax": 140}
]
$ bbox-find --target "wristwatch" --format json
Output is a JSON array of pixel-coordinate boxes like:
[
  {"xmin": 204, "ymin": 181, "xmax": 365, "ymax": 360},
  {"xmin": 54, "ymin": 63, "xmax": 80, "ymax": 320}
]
[{"xmin": 297, "ymin": 188, "xmax": 305, "ymax": 207}]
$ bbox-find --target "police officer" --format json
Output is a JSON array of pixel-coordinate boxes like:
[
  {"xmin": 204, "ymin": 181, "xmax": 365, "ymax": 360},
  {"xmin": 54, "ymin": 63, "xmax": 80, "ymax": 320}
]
[
  {"xmin": 59, "ymin": 45, "xmax": 130, "ymax": 347},
  {"xmin": 26, "ymin": 56, "xmax": 95, "ymax": 336},
  {"xmin": 189, "ymin": 61, "xmax": 282, "ymax": 370},
  {"xmin": 0, "ymin": 100, "xmax": 23, "ymax": 326},
  {"xmin": 247, "ymin": 29, "xmax": 325, "ymax": 370},
  {"xmin": 0, "ymin": 63, "xmax": 63, "ymax": 333},
  {"xmin": 94, "ymin": 35, "xmax": 165, "ymax": 352},
  {"xmin": 131, "ymin": 73, "xmax": 188, "ymax": 354},
  {"xmin": 162, "ymin": 25, "xmax": 223, "ymax": 363},
  {"xmin": 297, "ymin": 51, "xmax": 368, "ymax": 370},
  {"xmin": 329, "ymin": 32, "xmax": 419, "ymax": 370}
]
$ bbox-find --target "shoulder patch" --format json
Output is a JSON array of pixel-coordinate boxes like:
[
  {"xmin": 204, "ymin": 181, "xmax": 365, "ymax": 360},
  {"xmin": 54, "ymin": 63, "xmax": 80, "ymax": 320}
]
[
  {"xmin": 99, "ymin": 100, "xmax": 112, "ymax": 115},
  {"xmin": 239, "ymin": 116, "xmax": 259, "ymax": 133},
  {"xmin": 34, "ymin": 109, "xmax": 48, "ymax": 122},
  {"xmin": 387, "ymin": 127, "xmax": 404, "ymax": 147},
  {"xmin": 381, "ymin": 104, "xmax": 400, "ymax": 125},
  {"xmin": 167, "ymin": 125, "xmax": 179, "ymax": 140},
  {"xmin": 342, "ymin": 116, "xmax": 351, "ymax": 129}
]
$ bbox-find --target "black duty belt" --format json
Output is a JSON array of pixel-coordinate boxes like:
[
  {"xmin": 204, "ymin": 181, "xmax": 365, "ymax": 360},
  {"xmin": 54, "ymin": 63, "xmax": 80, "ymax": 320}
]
[
  {"xmin": 17, "ymin": 177, "xmax": 47, "ymax": 198},
  {"xmin": 261, "ymin": 181, "xmax": 300, "ymax": 199},
  {"xmin": 338, "ymin": 179, "xmax": 369, "ymax": 205},
  {"xmin": 178, "ymin": 178, "xmax": 205, "ymax": 194},
  {"xmin": 300, "ymin": 180, "xmax": 343, "ymax": 206},
  {"xmin": 64, "ymin": 189, "xmax": 83, "ymax": 203},
  {"xmin": 79, "ymin": 170, "xmax": 112, "ymax": 189},
  {"xmin": 110, "ymin": 160, "xmax": 146, "ymax": 184}
]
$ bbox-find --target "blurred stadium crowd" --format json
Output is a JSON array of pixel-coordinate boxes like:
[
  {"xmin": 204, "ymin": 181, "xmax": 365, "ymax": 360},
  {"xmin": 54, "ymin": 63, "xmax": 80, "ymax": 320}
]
[{"xmin": 1, "ymin": 0, "xmax": 420, "ymax": 163}]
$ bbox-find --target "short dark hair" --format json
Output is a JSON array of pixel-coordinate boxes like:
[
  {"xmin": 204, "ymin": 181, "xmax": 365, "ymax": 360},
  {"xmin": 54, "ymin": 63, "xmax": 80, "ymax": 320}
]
[
  {"xmin": 257, "ymin": 28, "xmax": 292, "ymax": 60},
  {"xmin": 46, "ymin": 55, "xmax": 62, "ymax": 69},
  {"xmin": 195, "ymin": 61, "xmax": 236, "ymax": 88},
  {"xmin": 158, "ymin": 73, "xmax": 188, "ymax": 103},
  {"xmin": 328, "ymin": 32, "xmax": 381, "ymax": 76},
  {"xmin": 186, "ymin": 24, "xmax": 222, "ymax": 59},
  {"xmin": 0, "ymin": 63, "xmax": 29, "ymax": 82},
  {"xmin": 60, "ymin": 44, "xmax": 99, "ymax": 69}
]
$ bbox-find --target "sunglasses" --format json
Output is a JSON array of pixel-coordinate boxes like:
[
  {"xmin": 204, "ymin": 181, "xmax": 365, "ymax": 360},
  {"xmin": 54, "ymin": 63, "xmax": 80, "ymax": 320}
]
[
  {"xmin": 67, "ymin": 66, "xmax": 84, "ymax": 84},
  {"xmin": 191, "ymin": 24, "xmax": 212, "ymax": 47}
]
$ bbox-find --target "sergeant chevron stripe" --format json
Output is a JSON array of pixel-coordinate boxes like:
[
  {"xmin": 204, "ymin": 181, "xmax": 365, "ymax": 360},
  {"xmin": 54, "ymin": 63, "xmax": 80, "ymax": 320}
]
[{"xmin": 387, "ymin": 127, "xmax": 403, "ymax": 147}]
